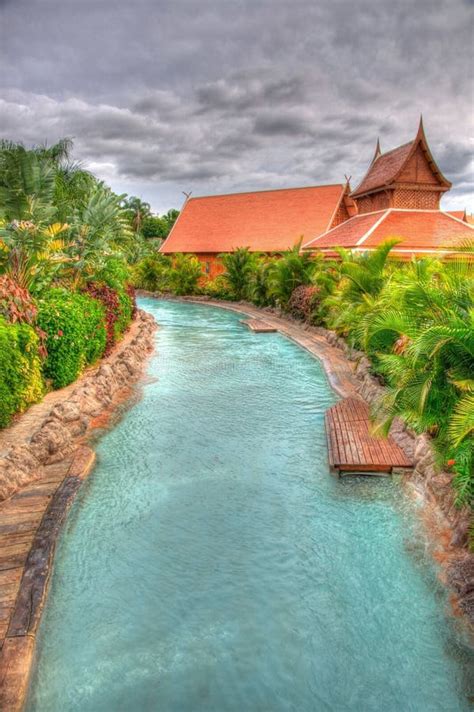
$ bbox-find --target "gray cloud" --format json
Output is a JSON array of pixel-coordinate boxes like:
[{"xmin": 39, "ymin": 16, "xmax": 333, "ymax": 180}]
[{"xmin": 0, "ymin": 0, "xmax": 473, "ymax": 212}]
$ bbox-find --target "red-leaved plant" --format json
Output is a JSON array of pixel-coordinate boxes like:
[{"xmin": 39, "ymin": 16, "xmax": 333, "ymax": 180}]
[
  {"xmin": 82, "ymin": 282, "xmax": 120, "ymax": 354},
  {"xmin": 0, "ymin": 275, "xmax": 47, "ymax": 357}
]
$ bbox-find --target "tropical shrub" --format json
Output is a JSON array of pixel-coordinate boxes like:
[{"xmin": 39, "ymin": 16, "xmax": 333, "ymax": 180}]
[
  {"xmin": 0, "ymin": 275, "xmax": 38, "ymax": 325},
  {"xmin": 287, "ymin": 285, "xmax": 320, "ymax": 321},
  {"xmin": 85, "ymin": 258, "xmax": 134, "ymax": 345},
  {"xmin": 267, "ymin": 245, "xmax": 315, "ymax": 307},
  {"xmin": 169, "ymin": 253, "xmax": 202, "ymax": 295},
  {"xmin": 0, "ymin": 317, "xmax": 44, "ymax": 427},
  {"xmin": 37, "ymin": 289, "xmax": 106, "ymax": 388},
  {"xmin": 132, "ymin": 254, "xmax": 172, "ymax": 292},
  {"xmin": 202, "ymin": 275, "xmax": 235, "ymax": 300},
  {"xmin": 82, "ymin": 282, "xmax": 121, "ymax": 353},
  {"xmin": 220, "ymin": 248, "xmax": 259, "ymax": 300},
  {"xmin": 355, "ymin": 255, "xmax": 474, "ymax": 507},
  {"xmin": 248, "ymin": 258, "xmax": 275, "ymax": 307}
]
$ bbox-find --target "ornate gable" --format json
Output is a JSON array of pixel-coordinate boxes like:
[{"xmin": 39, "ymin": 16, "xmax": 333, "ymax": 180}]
[{"xmin": 351, "ymin": 118, "xmax": 451, "ymax": 214}]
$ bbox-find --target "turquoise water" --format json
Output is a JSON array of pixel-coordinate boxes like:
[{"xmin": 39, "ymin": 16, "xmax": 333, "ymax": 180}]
[{"xmin": 26, "ymin": 299, "xmax": 473, "ymax": 711}]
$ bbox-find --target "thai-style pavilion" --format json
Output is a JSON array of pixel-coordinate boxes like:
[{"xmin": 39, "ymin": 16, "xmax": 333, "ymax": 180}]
[
  {"xmin": 160, "ymin": 184, "xmax": 353, "ymax": 277},
  {"xmin": 303, "ymin": 119, "xmax": 473, "ymax": 257},
  {"xmin": 160, "ymin": 118, "xmax": 473, "ymax": 269}
]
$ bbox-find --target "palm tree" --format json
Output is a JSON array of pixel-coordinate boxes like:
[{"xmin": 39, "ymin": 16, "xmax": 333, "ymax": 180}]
[
  {"xmin": 121, "ymin": 195, "xmax": 152, "ymax": 234},
  {"xmin": 66, "ymin": 184, "xmax": 133, "ymax": 286},
  {"xmin": 220, "ymin": 247, "xmax": 259, "ymax": 300},
  {"xmin": 358, "ymin": 254, "xmax": 474, "ymax": 506},
  {"xmin": 267, "ymin": 243, "xmax": 315, "ymax": 307},
  {"xmin": 0, "ymin": 145, "xmax": 70, "ymax": 292},
  {"xmin": 324, "ymin": 239, "xmax": 399, "ymax": 341}
]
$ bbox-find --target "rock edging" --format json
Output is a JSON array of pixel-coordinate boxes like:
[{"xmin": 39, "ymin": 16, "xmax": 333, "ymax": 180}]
[{"xmin": 0, "ymin": 309, "xmax": 157, "ymax": 503}]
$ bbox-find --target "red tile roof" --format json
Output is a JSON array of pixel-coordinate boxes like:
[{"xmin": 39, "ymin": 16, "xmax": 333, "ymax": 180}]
[
  {"xmin": 351, "ymin": 120, "xmax": 451, "ymax": 198},
  {"xmin": 303, "ymin": 209, "xmax": 474, "ymax": 254},
  {"xmin": 160, "ymin": 185, "xmax": 345, "ymax": 253},
  {"xmin": 448, "ymin": 210, "xmax": 474, "ymax": 225},
  {"xmin": 351, "ymin": 142, "xmax": 414, "ymax": 197}
]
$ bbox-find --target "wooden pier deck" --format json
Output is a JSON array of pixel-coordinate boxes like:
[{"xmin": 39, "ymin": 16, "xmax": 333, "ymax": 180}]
[
  {"xmin": 325, "ymin": 398, "xmax": 413, "ymax": 475},
  {"xmin": 241, "ymin": 319, "xmax": 277, "ymax": 333}
]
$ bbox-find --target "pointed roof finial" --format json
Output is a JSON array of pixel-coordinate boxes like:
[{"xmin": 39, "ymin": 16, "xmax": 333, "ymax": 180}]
[
  {"xmin": 417, "ymin": 114, "xmax": 425, "ymax": 139},
  {"xmin": 369, "ymin": 138, "xmax": 382, "ymax": 165},
  {"xmin": 373, "ymin": 137, "xmax": 382, "ymax": 162}
]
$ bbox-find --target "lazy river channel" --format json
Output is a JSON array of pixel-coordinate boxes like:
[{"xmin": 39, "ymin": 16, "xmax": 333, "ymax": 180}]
[{"xmin": 26, "ymin": 299, "xmax": 473, "ymax": 711}]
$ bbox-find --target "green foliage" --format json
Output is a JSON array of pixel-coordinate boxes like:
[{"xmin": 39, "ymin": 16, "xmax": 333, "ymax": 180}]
[
  {"xmin": 66, "ymin": 183, "xmax": 133, "ymax": 284},
  {"xmin": 202, "ymin": 275, "xmax": 235, "ymax": 300},
  {"xmin": 142, "ymin": 215, "xmax": 169, "ymax": 240},
  {"xmin": 267, "ymin": 244, "xmax": 316, "ymax": 307},
  {"xmin": 0, "ymin": 317, "xmax": 44, "ymax": 427},
  {"xmin": 37, "ymin": 289, "xmax": 106, "ymax": 388},
  {"xmin": 131, "ymin": 254, "xmax": 173, "ymax": 292},
  {"xmin": 220, "ymin": 248, "xmax": 259, "ymax": 300},
  {"xmin": 169, "ymin": 254, "xmax": 202, "ymax": 295},
  {"xmin": 0, "ymin": 142, "xmax": 57, "ymax": 224},
  {"xmin": 248, "ymin": 257, "xmax": 275, "ymax": 306}
]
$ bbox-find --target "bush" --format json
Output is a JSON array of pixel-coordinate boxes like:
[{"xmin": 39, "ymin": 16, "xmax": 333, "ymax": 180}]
[
  {"xmin": 37, "ymin": 289, "xmax": 107, "ymax": 388},
  {"xmin": 132, "ymin": 254, "xmax": 172, "ymax": 292},
  {"xmin": 0, "ymin": 275, "xmax": 38, "ymax": 324},
  {"xmin": 201, "ymin": 275, "xmax": 235, "ymax": 300},
  {"xmin": 169, "ymin": 253, "xmax": 202, "ymax": 295},
  {"xmin": 219, "ymin": 248, "xmax": 258, "ymax": 300},
  {"xmin": 115, "ymin": 288, "xmax": 133, "ymax": 338},
  {"xmin": 83, "ymin": 282, "xmax": 132, "ymax": 352},
  {"xmin": 287, "ymin": 285, "xmax": 320, "ymax": 321},
  {"xmin": 0, "ymin": 317, "xmax": 44, "ymax": 427}
]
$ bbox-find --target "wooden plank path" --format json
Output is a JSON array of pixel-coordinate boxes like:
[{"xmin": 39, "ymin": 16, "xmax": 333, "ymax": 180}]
[
  {"xmin": 241, "ymin": 319, "xmax": 277, "ymax": 333},
  {"xmin": 0, "ymin": 447, "xmax": 96, "ymax": 711},
  {"xmin": 325, "ymin": 398, "xmax": 413, "ymax": 475}
]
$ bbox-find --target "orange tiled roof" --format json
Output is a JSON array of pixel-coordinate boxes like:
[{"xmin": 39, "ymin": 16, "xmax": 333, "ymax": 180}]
[
  {"xmin": 448, "ymin": 210, "xmax": 474, "ymax": 225},
  {"xmin": 160, "ymin": 185, "xmax": 345, "ymax": 253},
  {"xmin": 303, "ymin": 209, "xmax": 474, "ymax": 254},
  {"xmin": 351, "ymin": 142, "xmax": 414, "ymax": 197}
]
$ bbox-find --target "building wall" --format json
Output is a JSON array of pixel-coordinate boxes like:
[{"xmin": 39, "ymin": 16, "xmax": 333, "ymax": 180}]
[
  {"xmin": 392, "ymin": 188, "xmax": 440, "ymax": 209},
  {"xmin": 331, "ymin": 200, "xmax": 351, "ymax": 227},
  {"xmin": 356, "ymin": 191, "xmax": 391, "ymax": 214},
  {"xmin": 195, "ymin": 253, "xmax": 226, "ymax": 279},
  {"xmin": 397, "ymin": 145, "xmax": 439, "ymax": 185},
  {"xmin": 356, "ymin": 186, "xmax": 440, "ymax": 214}
]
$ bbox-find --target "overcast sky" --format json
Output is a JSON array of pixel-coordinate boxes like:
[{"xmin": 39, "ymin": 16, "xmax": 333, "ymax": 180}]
[{"xmin": 1, "ymin": 0, "xmax": 473, "ymax": 213}]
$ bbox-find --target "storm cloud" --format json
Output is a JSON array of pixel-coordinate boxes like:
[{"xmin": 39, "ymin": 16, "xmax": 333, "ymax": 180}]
[{"xmin": 0, "ymin": 0, "xmax": 473, "ymax": 211}]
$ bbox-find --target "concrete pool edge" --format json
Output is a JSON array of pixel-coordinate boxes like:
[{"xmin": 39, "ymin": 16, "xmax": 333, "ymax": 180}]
[{"xmin": 0, "ymin": 310, "xmax": 157, "ymax": 711}]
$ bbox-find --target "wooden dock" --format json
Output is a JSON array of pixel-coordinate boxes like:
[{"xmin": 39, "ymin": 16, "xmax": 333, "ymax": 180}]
[
  {"xmin": 241, "ymin": 319, "xmax": 277, "ymax": 333},
  {"xmin": 325, "ymin": 397, "xmax": 413, "ymax": 476}
]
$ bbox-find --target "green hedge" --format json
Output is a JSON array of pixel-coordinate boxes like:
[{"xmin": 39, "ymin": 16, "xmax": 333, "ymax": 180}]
[
  {"xmin": 37, "ymin": 289, "xmax": 107, "ymax": 389},
  {"xmin": 0, "ymin": 317, "xmax": 44, "ymax": 428}
]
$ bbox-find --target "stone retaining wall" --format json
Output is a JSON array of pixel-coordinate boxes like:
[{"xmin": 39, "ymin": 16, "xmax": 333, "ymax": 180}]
[{"xmin": 0, "ymin": 309, "xmax": 156, "ymax": 503}]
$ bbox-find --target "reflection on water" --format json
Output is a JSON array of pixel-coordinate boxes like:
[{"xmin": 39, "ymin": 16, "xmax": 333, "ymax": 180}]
[{"xmin": 26, "ymin": 299, "xmax": 474, "ymax": 712}]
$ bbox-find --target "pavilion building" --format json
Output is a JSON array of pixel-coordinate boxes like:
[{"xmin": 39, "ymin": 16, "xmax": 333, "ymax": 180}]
[
  {"xmin": 161, "ymin": 118, "xmax": 473, "ymax": 269},
  {"xmin": 303, "ymin": 119, "xmax": 473, "ymax": 257},
  {"xmin": 160, "ymin": 183, "xmax": 355, "ymax": 277}
]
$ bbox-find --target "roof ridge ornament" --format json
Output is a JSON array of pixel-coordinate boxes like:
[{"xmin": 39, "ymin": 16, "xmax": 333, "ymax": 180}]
[
  {"xmin": 416, "ymin": 114, "xmax": 425, "ymax": 140},
  {"xmin": 373, "ymin": 138, "xmax": 382, "ymax": 162}
]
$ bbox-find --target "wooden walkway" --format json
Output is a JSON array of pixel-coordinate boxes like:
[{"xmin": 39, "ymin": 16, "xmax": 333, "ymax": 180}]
[
  {"xmin": 241, "ymin": 319, "xmax": 277, "ymax": 333},
  {"xmin": 325, "ymin": 398, "xmax": 413, "ymax": 475}
]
